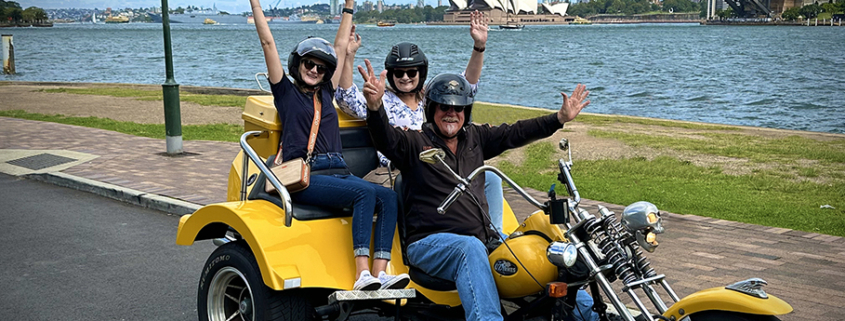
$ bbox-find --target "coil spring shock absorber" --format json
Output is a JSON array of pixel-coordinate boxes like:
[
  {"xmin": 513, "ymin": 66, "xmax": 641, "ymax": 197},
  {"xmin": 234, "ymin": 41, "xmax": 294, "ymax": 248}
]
[
  {"xmin": 627, "ymin": 239, "xmax": 657, "ymax": 278},
  {"xmin": 584, "ymin": 216, "xmax": 638, "ymax": 284}
]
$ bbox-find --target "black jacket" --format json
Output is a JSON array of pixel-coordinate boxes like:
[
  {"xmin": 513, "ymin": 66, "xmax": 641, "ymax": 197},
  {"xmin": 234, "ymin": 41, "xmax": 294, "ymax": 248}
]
[{"xmin": 367, "ymin": 107, "xmax": 563, "ymax": 245}]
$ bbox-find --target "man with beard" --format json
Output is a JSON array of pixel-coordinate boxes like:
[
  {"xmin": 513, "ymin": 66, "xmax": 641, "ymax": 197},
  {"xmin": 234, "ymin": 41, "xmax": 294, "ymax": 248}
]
[{"xmin": 358, "ymin": 59, "xmax": 591, "ymax": 321}]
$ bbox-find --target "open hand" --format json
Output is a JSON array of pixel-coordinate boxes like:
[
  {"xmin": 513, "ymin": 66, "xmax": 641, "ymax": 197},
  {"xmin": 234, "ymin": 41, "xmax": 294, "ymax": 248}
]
[
  {"xmin": 557, "ymin": 84, "xmax": 590, "ymax": 124},
  {"xmin": 357, "ymin": 59, "xmax": 387, "ymax": 111},
  {"xmin": 346, "ymin": 24, "xmax": 361, "ymax": 55},
  {"xmin": 469, "ymin": 10, "xmax": 488, "ymax": 48}
]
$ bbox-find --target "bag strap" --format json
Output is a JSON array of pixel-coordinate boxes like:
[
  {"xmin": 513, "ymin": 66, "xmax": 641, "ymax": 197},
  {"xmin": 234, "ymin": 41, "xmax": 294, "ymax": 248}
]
[{"xmin": 273, "ymin": 91, "xmax": 323, "ymax": 166}]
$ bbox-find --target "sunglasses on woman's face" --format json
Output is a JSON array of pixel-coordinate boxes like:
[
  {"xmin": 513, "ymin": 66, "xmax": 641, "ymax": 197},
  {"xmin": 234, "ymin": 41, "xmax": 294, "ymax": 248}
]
[
  {"xmin": 438, "ymin": 104, "xmax": 466, "ymax": 113},
  {"xmin": 393, "ymin": 69, "xmax": 419, "ymax": 79},
  {"xmin": 302, "ymin": 59, "xmax": 327, "ymax": 75}
]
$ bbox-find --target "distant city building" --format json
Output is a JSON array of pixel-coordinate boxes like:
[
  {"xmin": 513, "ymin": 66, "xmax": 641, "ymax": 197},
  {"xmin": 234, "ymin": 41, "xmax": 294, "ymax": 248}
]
[
  {"xmin": 362, "ymin": 0, "xmax": 374, "ymax": 11},
  {"xmin": 418, "ymin": 0, "xmax": 425, "ymax": 8},
  {"xmin": 438, "ymin": 0, "xmax": 443, "ymax": 7},
  {"xmin": 377, "ymin": 0, "xmax": 384, "ymax": 12},
  {"xmin": 331, "ymin": 0, "xmax": 338, "ymax": 15}
]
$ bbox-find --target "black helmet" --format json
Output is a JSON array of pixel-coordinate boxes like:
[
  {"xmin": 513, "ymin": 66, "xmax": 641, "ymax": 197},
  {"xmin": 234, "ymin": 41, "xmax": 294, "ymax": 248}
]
[
  {"xmin": 384, "ymin": 42, "xmax": 428, "ymax": 93},
  {"xmin": 287, "ymin": 37, "xmax": 337, "ymax": 87},
  {"xmin": 424, "ymin": 73, "xmax": 474, "ymax": 127}
]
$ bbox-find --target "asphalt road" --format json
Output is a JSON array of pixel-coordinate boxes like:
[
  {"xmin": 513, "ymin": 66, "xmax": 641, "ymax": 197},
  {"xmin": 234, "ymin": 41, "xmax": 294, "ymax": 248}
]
[
  {"xmin": 0, "ymin": 174, "xmax": 392, "ymax": 321},
  {"xmin": 0, "ymin": 173, "xmax": 216, "ymax": 320}
]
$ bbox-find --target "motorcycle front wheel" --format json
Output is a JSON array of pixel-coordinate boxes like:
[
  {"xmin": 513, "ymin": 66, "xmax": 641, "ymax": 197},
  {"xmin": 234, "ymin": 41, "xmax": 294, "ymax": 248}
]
[
  {"xmin": 688, "ymin": 310, "xmax": 781, "ymax": 321},
  {"xmin": 197, "ymin": 241, "xmax": 316, "ymax": 321}
]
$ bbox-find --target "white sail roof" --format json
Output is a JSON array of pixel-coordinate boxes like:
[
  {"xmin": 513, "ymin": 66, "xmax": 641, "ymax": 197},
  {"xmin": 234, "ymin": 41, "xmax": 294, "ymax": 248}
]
[
  {"xmin": 541, "ymin": 2, "xmax": 569, "ymax": 16},
  {"xmin": 514, "ymin": 0, "xmax": 537, "ymax": 14},
  {"xmin": 470, "ymin": 0, "xmax": 504, "ymax": 10},
  {"xmin": 449, "ymin": 0, "xmax": 468, "ymax": 11}
]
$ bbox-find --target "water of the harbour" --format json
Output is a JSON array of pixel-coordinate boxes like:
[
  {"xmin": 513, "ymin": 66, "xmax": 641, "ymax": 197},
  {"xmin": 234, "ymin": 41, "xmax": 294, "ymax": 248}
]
[{"xmin": 3, "ymin": 23, "xmax": 844, "ymax": 133}]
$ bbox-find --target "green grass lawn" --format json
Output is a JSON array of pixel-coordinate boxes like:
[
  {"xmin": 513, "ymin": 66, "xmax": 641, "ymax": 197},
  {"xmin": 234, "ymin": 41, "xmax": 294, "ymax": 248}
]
[
  {"xmin": 498, "ymin": 142, "xmax": 845, "ymax": 237},
  {"xmin": 40, "ymin": 88, "xmax": 248, "ymax": 108}
]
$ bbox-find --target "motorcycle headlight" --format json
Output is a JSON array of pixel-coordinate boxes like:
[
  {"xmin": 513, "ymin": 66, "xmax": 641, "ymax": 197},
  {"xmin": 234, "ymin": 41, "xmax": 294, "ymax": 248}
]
[{"xmin": 547, "ymin": 241, "xmax": 578, "ymax": 268}]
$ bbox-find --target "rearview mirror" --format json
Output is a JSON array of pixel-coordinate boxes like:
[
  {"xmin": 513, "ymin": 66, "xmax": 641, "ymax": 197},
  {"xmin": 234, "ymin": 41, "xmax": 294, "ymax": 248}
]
[
  {"xmin": 559, "ymin": 138, "xmax": 569, "ymax": 151},
  {"xmin": 419, "ymin": 148, "xmax": 446, "ymax": 164}
]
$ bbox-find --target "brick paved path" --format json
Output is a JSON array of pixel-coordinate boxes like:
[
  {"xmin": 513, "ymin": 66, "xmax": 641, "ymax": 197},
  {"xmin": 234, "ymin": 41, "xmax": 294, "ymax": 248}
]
[{"xmin": 2, "ymin": 117, "xmax": 843, "ymax": 320}]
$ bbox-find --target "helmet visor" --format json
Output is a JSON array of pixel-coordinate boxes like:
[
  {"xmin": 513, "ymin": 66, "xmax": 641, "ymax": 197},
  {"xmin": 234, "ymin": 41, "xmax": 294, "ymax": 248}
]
[{"xmin": 295, "ymin": 38, "xmax": 336, "ymax": 60}]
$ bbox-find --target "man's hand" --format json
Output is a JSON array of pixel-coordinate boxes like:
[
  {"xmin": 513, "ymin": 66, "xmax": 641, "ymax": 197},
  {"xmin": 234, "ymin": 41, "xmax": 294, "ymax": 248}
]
[
  {"xmin": 557, "ymin": 84, "xmax": 590, "ymax": 124},
  {"xmin": 358, "ymin": 59, "xmax": 387, "ymax": 112},
  {"xmin": 469, "ymin": 10, "xmax": 488, "ymax": 48},
  {"xmin": 346, "ymin": 24, "xmax": 361, "ymax": 55}
]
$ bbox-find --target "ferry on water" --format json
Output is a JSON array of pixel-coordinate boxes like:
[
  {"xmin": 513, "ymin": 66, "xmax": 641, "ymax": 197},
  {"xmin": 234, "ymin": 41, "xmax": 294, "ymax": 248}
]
[{"xmin": 149, "ymin": 5, "xmax": 246, "ymax": 24}]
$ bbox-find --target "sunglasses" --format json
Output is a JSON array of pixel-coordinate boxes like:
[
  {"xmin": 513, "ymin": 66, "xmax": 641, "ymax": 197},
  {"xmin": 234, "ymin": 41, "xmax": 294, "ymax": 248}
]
[
  {"xmin": 393, "ymin": 69, "xmax": 419, "ymax": 78},
  {"xmin": 302, "ymin": 59, "xmax": 327, "ymax": 75},
  {"xmin": 438, "ymin": 104, "xmax": 466, "ymax": 113}
]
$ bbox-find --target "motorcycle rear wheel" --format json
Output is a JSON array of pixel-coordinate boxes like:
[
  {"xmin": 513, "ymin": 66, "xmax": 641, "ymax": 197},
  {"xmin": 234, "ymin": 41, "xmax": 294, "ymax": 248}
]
[
  {"xmin": 688, "ymin": 310, "xmax": 781, "ymax": 321},
  {"xmin": 197, "ymin": 241, "xmax": 316, "ymax": 321}
]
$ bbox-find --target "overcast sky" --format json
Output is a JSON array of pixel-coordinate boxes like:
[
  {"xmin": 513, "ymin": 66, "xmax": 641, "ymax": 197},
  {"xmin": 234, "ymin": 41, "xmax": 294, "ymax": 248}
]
[{"xmin": 19, "ymin": 0, "xmax": 442, "ymax": 13}]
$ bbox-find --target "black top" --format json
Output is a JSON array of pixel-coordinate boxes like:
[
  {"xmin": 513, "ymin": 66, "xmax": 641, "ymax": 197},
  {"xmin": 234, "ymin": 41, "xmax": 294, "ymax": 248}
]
[
  {"xmin": 271, "ymin": 76, "xmax": 342, "ymax": 162},
  {"xmin": 367, "ymin": 107, "xmax": 563, "ymax": 244}
]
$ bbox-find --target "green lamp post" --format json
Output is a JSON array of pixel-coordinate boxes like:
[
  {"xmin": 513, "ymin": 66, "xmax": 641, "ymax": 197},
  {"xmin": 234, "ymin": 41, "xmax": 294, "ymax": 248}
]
[{"xmin": 161, "ymin": 0, "xmax": 183, "ymax": 154}]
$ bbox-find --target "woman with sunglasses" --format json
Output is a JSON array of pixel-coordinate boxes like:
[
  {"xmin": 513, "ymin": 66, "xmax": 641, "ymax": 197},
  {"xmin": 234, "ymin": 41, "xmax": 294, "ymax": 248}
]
[
  {"xmin": 249, "ymin": 0, "xmax": 409, "ymax": 291},
  {"xmin": 334, "ymin": 12, "xmax": 509, "ymax": 238}
]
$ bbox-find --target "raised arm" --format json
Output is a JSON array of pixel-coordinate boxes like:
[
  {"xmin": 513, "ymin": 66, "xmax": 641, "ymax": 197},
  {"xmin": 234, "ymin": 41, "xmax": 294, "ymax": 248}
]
[
  {"xmin": 338, "ymin": 24, "xmax": 361, "ymax": 90},
  {"xmin": 330, "ymin": 0, "xmax": 356, "ymax": 88},
  {"xmin": 250, "ymin": 0, "xmax": 283, "ymax": 84},
  {"xmin": 464, "ymin": 10, "xmax": 488, "ymax": 85}
]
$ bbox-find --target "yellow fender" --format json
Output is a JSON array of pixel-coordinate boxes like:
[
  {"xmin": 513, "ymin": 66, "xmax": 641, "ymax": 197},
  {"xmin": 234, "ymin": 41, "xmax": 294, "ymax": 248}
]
[
  {"xmin": 176, "ymin": 200, "xmax": 358, "ymax": 291},
  {"xmin": 663, "ymin": 286, "xmax": 793, "ymax": 320}
]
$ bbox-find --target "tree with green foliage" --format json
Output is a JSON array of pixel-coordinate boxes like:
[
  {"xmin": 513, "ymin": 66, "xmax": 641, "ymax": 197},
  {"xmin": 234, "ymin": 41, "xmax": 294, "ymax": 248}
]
[
  {"xmin": 781, "ymin": 7, "xmax": 801, "ymax": 20},
  {"xmin": 567, "ymin": 0, "xmax": 694, "ymax": 18},
  {"xmin": 22, "ymin": 6, "xmax": 46, "ymax": 23},
  {"xmin": 352, "ymin": 5, "xmax": 446, "ymax": 23},
  {"xmin": 799, "ymin": 3, "xmax": 822, "ymax": 18}
]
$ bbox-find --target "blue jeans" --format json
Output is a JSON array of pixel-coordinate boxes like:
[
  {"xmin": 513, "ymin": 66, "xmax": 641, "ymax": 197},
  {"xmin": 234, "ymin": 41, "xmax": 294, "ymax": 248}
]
[
  {"xmin": 407, "ymin": 233, "xmax": 503, "ymax": 321},
  {"xmin": 484, "ymin": 171, "xmax": 505, "ymax": 238},
  {"xmin": 291, "ymin": 153, "xmax": 398, "ymax": 260}
]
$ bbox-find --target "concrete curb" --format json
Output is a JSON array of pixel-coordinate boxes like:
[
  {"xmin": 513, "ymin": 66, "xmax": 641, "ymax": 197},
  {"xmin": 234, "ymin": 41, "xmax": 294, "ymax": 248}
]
[{"xmin": 25, "ymin": 172, "xmax": 201, "ymax": 216}]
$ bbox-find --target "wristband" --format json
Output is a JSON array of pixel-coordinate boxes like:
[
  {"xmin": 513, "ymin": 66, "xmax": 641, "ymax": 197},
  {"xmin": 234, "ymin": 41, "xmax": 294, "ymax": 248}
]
[
  {"xmin": 473, "ymin": 46, "xmax": 485, "ymax": 53},
  {"xmin": 342, "ymin": 8, "xmax": 354, "ymax": 14}
]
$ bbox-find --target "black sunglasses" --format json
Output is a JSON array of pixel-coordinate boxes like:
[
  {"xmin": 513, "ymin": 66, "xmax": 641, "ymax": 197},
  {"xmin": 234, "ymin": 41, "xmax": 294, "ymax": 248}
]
[
  {"xmin": 393, "ymin": 69, "xmax": 419, "ymax": 78},
  {"xmin": 438, "ymin": 104, "xmax": 466, "ymax": 113},
  {"xmin": 302, "ymin": 59, "xmax": 327, "ymax": 74}
]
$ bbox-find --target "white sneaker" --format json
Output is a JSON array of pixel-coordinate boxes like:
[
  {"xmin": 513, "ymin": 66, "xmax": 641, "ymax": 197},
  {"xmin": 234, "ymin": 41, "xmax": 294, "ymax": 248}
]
[
  {"xmin": 378, "ymin": 271, "xmax": 410, "ymax": 290},
  {"xmin": 353, "ymin": 270, "xmax": 381, "ymax": 291}
]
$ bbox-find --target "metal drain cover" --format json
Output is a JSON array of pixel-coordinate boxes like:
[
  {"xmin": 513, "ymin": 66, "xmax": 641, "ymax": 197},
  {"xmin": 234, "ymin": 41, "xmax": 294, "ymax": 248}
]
[{"xmin": 6, "ymin": 153, "xmax": 78, "ymax": 170}]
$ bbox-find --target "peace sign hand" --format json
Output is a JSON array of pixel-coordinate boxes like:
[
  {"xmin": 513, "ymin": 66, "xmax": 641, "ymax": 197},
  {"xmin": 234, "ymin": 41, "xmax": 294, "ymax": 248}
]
[{"xmin": 357, "ymin": 59, "xmax": 388, "ymax": 112}]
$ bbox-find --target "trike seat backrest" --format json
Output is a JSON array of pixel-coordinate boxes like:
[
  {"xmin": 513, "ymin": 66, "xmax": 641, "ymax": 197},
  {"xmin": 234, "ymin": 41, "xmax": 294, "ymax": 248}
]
[{"xmin": 247, "ymin": 126, "xmax": 379, "ymax": 221}]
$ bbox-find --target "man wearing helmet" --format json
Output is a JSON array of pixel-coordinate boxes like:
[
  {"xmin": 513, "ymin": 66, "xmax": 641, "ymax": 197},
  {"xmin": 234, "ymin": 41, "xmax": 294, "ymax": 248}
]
[
  {"xmin": 249, "ymin": 0, "xmax": 409, "ymax": 292},
  {"xmin": 359, "ymin": 60, "xmax": 591, "ymax": 321}
]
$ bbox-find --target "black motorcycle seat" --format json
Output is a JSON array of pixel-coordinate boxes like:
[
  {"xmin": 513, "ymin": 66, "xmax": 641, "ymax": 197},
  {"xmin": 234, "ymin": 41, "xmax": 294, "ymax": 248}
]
[{"xmin": 408, "ymin": 266, "xmax": 457, "ymax": 291}]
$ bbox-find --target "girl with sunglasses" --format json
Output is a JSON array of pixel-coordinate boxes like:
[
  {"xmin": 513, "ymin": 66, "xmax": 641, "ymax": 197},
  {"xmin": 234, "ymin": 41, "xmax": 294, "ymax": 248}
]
[
  {"xmin": 335, "ymin": 12, "xmax": 510, "ymax": 238},
  {"xmin": 249, "ymin": 0, "xmax": 409, "ymax": 291}
]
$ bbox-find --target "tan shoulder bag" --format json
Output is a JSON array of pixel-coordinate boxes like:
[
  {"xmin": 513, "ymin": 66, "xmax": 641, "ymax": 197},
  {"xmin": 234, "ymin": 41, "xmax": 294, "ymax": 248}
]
[{"xmin": 266, "ymin": 92, "xmax": 321, "ymax": 193}]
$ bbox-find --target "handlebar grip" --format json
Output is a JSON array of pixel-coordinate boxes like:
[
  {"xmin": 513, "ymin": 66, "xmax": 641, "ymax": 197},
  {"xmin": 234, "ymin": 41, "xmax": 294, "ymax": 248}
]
[{"xmin": 437, "ymin": 186, "xmax": 464, "ymax": 214}]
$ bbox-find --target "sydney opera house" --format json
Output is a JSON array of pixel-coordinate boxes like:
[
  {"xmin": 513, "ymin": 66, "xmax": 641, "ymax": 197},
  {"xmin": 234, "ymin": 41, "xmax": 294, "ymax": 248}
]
[{"xmin": 437, "ymin": 0, "xmax": 577, "ymax": 25}]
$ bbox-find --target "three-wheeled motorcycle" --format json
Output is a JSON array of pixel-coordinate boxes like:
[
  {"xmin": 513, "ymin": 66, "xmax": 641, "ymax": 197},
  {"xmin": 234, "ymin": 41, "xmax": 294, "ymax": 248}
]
[{"xmin": 176, "ymin": 94, "xmax": 793, "ymax": 321}]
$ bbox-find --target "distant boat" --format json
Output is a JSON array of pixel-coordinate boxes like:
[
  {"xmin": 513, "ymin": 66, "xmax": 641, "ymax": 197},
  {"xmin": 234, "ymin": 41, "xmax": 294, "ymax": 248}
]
[
  {"xmin": 499, "ymin": 0, "xmax": 524, "ymax": 29},
  {"xmin": 149, "ymin": 5, "xmax": 246, "ymax": 24},
  {"xmin": 269, "ymin": 14, "xmax": 319, "ymax": 24},
  {"xmin": 104, "ymin": 16, "xmax": 129, "ymax": 23},
  {"xmin": 377, "ymin": 21, "xmax": 396, "ymax": 27},
  {"xmin": 203, "ymin": 18, "xmax": 217, "ymax": 24}
]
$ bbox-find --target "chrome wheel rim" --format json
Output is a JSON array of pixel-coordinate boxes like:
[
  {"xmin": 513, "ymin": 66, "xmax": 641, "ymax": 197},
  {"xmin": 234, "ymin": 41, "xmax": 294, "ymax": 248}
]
[{"xmin": 208, "ymin": 267, "xmax": 254, "ymax": 321}]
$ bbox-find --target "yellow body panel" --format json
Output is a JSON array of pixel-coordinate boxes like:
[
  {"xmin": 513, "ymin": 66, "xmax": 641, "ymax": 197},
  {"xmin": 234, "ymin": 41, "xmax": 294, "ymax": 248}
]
[
  {"xmin": 514, "ymin": 210, "xmax": 566, "ymax": 241},
  {"xmin": 501, "ymin": 198, "xmax": 519, "ymax": 235},
  {"xmin": 488, "ymin": 234, "xmax": 558, "ymax": 298},
  {"xmin": 663, "ymin": 287, "xmax": 793, "ymax": 319},
  {"xmin": 177, "ymin": 201, "xmax": 361, "ymax": 291}
]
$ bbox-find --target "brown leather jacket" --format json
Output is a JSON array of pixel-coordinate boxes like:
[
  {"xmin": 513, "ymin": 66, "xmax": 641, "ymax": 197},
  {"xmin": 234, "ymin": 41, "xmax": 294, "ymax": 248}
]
[{"xmin": 367, "ymin": 107, "xmax": 563, "ymax": 245}]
